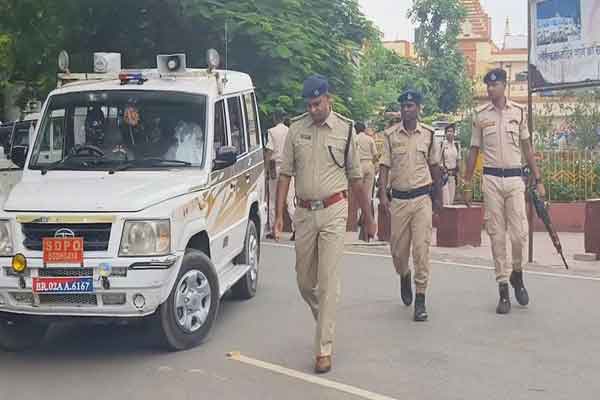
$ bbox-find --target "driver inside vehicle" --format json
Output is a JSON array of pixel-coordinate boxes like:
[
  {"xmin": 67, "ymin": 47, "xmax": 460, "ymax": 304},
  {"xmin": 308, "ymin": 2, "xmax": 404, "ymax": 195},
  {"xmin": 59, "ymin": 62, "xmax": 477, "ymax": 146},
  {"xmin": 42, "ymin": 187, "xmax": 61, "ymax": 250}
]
[{"xmin": 84, "ymin": 106, "xmax": 133, "ymax": 161}]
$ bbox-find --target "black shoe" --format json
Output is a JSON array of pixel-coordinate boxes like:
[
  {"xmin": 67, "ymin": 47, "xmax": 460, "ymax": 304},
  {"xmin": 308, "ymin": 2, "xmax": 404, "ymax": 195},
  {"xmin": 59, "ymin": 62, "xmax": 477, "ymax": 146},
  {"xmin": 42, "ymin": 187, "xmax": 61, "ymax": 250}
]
[
  {"xmin": 266, "ymin": 233, "xmax": 274, "ymax": 240},
  {"xmin": 509, "ymin": 270, "xmax": 529, "ymax": 306},
  {"xmin": 290, "ymin": 231, "xmax": 295, "ymax": 241},
  {"xmin": 414, "ymin": 293, "xmax": 428, "ymax": 321},
  {"xmin": 400, "ymin": 272, "xmax": 413, "ymax": 306},
  {"xmin": 496, "ymin": 283, "xmax": 511, "ymax": 314}
]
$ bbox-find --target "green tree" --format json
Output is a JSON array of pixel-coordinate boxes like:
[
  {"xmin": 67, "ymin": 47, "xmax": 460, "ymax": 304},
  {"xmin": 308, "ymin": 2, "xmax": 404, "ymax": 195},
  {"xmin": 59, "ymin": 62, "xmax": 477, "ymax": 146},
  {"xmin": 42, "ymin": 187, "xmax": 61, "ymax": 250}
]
[
  {"xmin": 349, "ymin": 41, "xmax": 432, "ymax": 123},
  {"xmin": 0, "ymin": 0, "xmax": 73, "ymax": 109},
  {"xmin": 408, "ymin": 0, "xmax": 471, "ymax": 114}
]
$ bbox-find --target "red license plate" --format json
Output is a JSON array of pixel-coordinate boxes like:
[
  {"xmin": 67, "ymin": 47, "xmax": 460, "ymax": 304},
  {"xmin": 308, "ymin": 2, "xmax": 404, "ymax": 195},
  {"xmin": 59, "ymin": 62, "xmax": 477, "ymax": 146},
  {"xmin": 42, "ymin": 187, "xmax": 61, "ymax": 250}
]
[{"xmin": 42, "ymin": 237, "xmax": 84, "ymax": 265}]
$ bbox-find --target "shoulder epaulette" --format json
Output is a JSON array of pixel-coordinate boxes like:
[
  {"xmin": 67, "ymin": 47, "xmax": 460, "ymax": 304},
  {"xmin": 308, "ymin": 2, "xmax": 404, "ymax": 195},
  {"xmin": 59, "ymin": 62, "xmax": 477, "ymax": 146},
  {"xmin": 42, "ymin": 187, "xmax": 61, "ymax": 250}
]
[
  {"xmin": 333, "ymin": 112, "xmax": 354, "ymax": 124},
  {"xmin": 509, "ymin": 100, "xmax": 525, "ymax": 110},
  {"xmin": 383, "ymin": 123, "xmax": 400, "ymax": 137},
  {"xmin": 289, "ymin": 113, "xmax": 308, "ymax": 129},
  {"xmin": 475, "ymin": 103, "xmax": 491, "ymax": 113},
  {"xmin": 291, "ymin": 112, "xmax": 308, "ymax": 122},
  {"xmin": 420, "ymin": 123, "xmax": 435, "ymax": 134}
]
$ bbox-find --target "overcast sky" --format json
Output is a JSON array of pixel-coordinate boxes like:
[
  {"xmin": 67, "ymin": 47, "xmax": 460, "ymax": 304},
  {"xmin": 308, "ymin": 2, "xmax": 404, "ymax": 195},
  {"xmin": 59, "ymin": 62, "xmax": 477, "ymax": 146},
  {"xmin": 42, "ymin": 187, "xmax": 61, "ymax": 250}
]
[{"xmin": 359, "ymin": 0, "xmax": 528, "ymax": 47}]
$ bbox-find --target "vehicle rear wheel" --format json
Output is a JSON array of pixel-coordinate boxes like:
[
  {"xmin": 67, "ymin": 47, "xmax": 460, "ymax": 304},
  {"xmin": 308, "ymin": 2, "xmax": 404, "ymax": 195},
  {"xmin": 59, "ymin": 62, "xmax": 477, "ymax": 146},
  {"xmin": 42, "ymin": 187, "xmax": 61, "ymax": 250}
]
[
  {"xmin": 155, "ymin": 250, "xmax": 219, "ymax": 351},
  {"xmin": 232, "ymin": 219, "xmax": 259, "ymax": 300},
  {"xmin": 0, "ymin": 314, "xmax": 49, "ymax": 352}
]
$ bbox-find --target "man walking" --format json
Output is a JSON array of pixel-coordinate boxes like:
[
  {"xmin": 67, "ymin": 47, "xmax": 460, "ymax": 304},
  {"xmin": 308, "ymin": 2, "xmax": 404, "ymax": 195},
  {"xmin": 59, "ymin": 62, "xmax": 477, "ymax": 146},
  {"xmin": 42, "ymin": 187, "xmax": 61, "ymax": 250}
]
[
  {"xmin": 463, "ymin": 68, "xmax": 546, "ymax": 314},
  {"xmin": 355, "ymin": 121, "xmax": 379, "ymax": 201},
  {"xmin": 265, "ymin": 115, "xmax": 295, "ymax": 239},
  {"xmin": 441, "ymin": 123, "xmax": 461, "ymax": 205},
  {"xmin": 273, "ymin": 75, "xmax": 376, "ymax": 373},
  {"xmin": 378, "ymin": 90, "xmax": 443, "ymax": 322}
]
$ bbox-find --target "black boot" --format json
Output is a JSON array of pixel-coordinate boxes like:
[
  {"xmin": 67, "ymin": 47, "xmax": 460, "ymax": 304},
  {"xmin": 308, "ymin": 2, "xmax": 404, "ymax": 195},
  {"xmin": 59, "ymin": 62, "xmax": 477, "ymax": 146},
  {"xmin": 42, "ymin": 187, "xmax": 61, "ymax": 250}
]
[
  {"xmin": 510, "ymin": 270, "xmax": 529, "ymax": 306},
  {"xmin": 414, "ymin": 293, "xmax": 428, "ymax": 321},
  {"xmin": 496, "ymin": 282, "xmax": 511, "ymax": 314},
  {"xmin": 400, "ymin": 272, "xmax": 413, "ymax": 306}
]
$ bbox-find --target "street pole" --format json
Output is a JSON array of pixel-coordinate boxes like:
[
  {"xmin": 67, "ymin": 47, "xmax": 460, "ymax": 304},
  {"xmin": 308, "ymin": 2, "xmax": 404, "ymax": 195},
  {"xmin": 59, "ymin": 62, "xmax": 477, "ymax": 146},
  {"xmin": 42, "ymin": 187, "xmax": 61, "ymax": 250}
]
[{"xmin": 527, "ymin": 0, "xmax": 534, "ymax": 264}]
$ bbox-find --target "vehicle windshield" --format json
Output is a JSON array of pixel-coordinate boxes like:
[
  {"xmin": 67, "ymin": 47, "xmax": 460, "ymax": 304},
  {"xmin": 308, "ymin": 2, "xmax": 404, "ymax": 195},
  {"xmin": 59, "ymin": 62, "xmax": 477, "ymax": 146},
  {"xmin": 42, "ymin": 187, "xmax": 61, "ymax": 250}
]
[{"xmin": 29, "ymin": 90, "xmax": 207, "ymax": 170}]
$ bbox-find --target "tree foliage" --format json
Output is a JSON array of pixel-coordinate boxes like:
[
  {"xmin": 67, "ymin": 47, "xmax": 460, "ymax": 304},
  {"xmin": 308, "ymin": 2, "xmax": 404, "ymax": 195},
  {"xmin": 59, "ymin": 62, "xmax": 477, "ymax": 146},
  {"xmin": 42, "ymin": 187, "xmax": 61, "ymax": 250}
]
[
  {"xmin": 409, "ymin": 0, "xmax": 471, "ymax": 114},
  {"xmin": 0, "ymin": 0, "xmax": 473, "ymax": 127}
]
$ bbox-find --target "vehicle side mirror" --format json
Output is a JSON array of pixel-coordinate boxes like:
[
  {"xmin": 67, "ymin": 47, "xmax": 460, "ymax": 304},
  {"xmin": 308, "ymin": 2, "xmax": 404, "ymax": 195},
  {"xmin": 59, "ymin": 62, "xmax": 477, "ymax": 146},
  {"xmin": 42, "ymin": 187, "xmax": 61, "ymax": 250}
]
[
  {"xmin": 212, "ymin": 146, "xmax": 237, "ymax": 171},
  {"xmin": 10, "ymin": 145, "xmax": 28, "ymax": 169}
]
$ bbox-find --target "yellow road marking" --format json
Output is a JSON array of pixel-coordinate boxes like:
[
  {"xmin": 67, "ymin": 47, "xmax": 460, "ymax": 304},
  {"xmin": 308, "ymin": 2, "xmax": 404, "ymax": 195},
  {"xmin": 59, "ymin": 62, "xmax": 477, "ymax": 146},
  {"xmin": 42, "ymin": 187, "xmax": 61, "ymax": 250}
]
[{"xmin": 227, "ymin": 352, "xmax": 400, "ymax": 400}]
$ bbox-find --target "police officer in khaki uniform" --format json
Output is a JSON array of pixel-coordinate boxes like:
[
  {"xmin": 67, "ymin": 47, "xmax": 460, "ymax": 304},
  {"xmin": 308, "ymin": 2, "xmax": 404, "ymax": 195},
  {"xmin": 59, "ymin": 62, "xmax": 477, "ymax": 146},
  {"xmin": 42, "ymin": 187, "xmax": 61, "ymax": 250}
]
[
  {"xmin": 441, "ymin": 123, "xmax": 461, "ymax": 205},
  {"xmin": 265, "ymin": 116, "xmax": 296, "ymax": 238},
  {"xmin": 355, "ymin": 121, "xmax": 379, "ymax": 199},
  {"xmin": 274, "ymin": 75, "xmax": 376, "ymax": 374},
  {"xmin": 379, "ymin": 90, "xmax": 443, "ymax": 322},
  {"xmin": 463, "ymin": 68, "xmax": 546, "ymax": 314}
]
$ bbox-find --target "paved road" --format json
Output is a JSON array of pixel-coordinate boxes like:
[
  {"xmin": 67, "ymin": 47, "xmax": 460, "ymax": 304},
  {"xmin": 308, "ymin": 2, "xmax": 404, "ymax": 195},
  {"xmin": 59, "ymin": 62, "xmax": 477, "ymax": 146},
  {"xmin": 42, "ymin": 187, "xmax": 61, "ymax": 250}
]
[{"xmin": 1, "ymin": 241, "xmax": 599, "ymax": 400}]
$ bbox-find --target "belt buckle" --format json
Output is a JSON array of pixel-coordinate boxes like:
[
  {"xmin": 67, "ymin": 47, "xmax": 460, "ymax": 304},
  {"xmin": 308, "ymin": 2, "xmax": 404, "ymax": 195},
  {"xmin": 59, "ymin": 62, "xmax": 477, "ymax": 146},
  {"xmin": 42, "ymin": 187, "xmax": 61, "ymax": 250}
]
[{"xmin": 309, "ymin": 200, "xmax": 325, "ymax": 211}]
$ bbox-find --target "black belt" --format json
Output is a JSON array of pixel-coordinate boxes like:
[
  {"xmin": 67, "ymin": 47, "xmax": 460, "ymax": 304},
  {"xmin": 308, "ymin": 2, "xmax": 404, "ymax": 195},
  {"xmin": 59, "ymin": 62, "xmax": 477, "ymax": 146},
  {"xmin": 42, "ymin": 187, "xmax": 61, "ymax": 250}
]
[
  {"xmin": 483, "ymin": 167, "xmax": 523, "ymax": 178},
  {"xmin": 391, "ymin": 185, "xmax": 431, "ymax": 200}
]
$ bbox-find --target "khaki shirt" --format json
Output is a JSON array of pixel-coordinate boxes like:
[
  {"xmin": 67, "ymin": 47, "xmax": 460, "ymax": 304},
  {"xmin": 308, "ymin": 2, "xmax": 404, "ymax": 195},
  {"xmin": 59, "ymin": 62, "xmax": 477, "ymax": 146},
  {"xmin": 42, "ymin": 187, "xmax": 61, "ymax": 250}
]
[
  {"xmin": 381, "ymin": 121, "xmax": 441, "ymax": 191},
  {"xmin": 280, "ymin": 112, "xmax": 362, "ymax": 200},
  {"xmin": 265, "ymin": 123, "xmax": 289, "ymax": 164},
  {"xmin": 471, "ymin": 100, "xmax": 529, "ymax": 168},
  {"xmin": 357, "ymin": 132, "xmax": 378, "ymax": 162},
  {"xmin": 441, "ymin": 140, "xmax": 461, "ymax": 170}
]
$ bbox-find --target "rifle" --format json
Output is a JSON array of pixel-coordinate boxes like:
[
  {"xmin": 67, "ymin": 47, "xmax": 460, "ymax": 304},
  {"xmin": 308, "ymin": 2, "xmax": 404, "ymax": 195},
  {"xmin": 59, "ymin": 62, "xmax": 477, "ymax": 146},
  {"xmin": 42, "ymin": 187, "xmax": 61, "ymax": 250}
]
[{"xmin": 529, "ymin": 187, "xmax": 569, "ymax": 269}]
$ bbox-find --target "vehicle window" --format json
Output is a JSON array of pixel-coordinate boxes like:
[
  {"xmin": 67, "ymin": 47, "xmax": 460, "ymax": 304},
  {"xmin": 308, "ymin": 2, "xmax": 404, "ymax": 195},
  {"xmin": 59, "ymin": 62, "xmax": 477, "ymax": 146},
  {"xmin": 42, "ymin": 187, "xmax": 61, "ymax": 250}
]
[
  {"xmin": 213, "ymin": 100, "xmax": 227, "ymax": 159},
  {"xmin": 243, "ymin": 93, "xmax": 260, "ymax": 150},
  {"xmin": 227, "ymin": 97, "xmax": 246, "ymax": 155},
  {"xmin": 29, "ymin": 90, "xmax": 207, "ymax": 170}
]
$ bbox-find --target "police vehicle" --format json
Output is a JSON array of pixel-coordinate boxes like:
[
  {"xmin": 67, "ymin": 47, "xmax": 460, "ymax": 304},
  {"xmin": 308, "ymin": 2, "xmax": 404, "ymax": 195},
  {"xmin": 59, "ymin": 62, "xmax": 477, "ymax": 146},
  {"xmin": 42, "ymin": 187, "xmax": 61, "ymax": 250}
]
[{"xmin": 0, "ymin": 50, "xmax": 267, "ymax": 351}]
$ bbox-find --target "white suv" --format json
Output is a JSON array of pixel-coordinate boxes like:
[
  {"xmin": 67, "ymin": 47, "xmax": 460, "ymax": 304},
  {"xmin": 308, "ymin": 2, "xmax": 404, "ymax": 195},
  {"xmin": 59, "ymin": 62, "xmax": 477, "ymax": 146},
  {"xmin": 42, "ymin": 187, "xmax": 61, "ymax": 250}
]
[{"xmin": 0, "ymin": 52, "xmax": 267, "ymax": 351}]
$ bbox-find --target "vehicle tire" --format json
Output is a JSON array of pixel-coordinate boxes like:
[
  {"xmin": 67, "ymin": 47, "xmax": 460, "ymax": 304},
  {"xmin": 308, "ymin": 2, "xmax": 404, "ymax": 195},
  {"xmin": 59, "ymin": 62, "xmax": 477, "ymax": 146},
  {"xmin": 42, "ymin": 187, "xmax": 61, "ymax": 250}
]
[
  {"xmin": 0, "ymin": 314, "xmax": 49, "ymax": 352},
  {"xmin": 155, "ymin": 250, "xmax": 220, "ymax": 351},
  {"xmin": 232, "ymin": 219, "xmax": 260, "ymax": 300}
]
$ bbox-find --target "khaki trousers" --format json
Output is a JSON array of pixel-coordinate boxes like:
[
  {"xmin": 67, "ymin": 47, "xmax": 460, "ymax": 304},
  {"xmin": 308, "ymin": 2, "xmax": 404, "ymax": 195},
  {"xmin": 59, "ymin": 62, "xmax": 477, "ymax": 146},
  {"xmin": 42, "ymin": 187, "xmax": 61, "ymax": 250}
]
[
  {"xmin": 482, "ymin": 175, "xmax": 528, "ymax": 283},
  {"xmin": 360, "ymin": 160, "xmax": 376, "ymax": 199},
  {"xmin": 268, "ymin": 166, "xmax": 296, "ymax": 230},
  {"xmin": 443, "ymin": 176, "xmax": 456, "ymax": 205},
  {"xmin": 294, "ymin": 200, "xmax": 347, "ymax": 357},
  {"xmin": 390, "ymin": 195, "xmax": 432, "ymax": 293}
]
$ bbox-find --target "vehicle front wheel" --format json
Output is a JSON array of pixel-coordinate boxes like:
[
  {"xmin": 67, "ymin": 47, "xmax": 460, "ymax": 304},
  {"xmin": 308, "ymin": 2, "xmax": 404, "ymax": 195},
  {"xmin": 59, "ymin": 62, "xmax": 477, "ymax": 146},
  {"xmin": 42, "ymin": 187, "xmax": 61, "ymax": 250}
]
[
  {"xmin": 155, "ymin": 250, "xmax": 220, "ymax": 351},
  {"xmin": 0, "ymin": 314, "xmax": 49, "ymax": 352}
]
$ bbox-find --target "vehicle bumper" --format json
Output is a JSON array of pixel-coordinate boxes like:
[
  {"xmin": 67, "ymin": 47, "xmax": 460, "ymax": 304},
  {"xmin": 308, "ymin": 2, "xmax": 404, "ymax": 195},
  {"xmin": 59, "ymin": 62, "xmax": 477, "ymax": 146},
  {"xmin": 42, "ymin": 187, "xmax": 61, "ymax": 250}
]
[{"xmin": 0, "ymin": 254, "xmax": 182, "ymax": 318}]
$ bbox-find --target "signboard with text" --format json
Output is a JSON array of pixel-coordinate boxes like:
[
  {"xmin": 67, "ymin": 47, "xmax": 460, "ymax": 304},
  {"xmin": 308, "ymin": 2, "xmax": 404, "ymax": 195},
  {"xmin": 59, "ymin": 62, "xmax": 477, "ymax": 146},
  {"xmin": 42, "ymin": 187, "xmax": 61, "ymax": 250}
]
[{"xmin": 530, "ymin": 0, "xmax": 600, "ymax": 90}]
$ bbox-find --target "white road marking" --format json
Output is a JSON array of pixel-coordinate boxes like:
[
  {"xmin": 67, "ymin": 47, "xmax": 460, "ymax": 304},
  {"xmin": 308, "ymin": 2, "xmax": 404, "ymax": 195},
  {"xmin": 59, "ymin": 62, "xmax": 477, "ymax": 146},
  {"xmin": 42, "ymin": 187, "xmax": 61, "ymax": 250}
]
[
  {"xmin": 263, "ymin": 242, "xmax": 600, "ymax": 282},
  {"xmin": 227, "ymin": 352, "xmax": 399, "ymax": 400}
]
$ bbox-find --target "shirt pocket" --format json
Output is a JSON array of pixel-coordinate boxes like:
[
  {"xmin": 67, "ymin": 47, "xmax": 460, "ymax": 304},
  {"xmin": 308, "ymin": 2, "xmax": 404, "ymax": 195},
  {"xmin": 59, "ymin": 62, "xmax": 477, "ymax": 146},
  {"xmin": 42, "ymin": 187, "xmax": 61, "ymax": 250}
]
[
  {"xmin": 482, "ymin": 125, "xmax": 496, "ymax": 148},
  {"xmin": 295, "ymin": 139, "xmax": 313, "ymax": 170},
  {"xmin": 391, "ymin": 142, "xmax": 408, "ymax": 167}
]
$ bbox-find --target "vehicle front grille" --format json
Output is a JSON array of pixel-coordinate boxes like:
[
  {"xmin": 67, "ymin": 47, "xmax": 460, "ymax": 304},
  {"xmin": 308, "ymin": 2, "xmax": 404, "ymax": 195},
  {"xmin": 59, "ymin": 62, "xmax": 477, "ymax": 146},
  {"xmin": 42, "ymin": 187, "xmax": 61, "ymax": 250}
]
[
  {"xmin": 38, "ymin": 294, "xmax": 98, "ymax": 306},
  {"xmin": 21, "ymin": 223, "xmax": 112, "ymax": 252},
  {"xmin": 38, "ymin": 268, "xmax": 94, "ymax": 277}
]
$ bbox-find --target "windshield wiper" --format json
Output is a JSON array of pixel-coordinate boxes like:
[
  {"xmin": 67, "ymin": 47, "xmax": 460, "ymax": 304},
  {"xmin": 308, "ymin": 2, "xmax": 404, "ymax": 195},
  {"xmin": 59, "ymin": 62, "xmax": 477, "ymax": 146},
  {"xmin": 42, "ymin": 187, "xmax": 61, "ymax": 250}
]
[{"xmin": 108, "ymin": 158, "xmax": 193, "ymax": 174}]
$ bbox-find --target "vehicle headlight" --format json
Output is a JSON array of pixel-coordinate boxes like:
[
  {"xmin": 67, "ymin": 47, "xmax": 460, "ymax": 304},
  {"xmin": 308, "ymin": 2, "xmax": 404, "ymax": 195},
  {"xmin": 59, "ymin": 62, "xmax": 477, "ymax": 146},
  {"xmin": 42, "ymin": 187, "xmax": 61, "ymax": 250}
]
[
  {"xmin": 119, "ymin": 220, "xmax": 170, "ymax": 257},
  {"xmin": 0, "ymin": 221, "xmax": 13, "ymax": 256}
]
